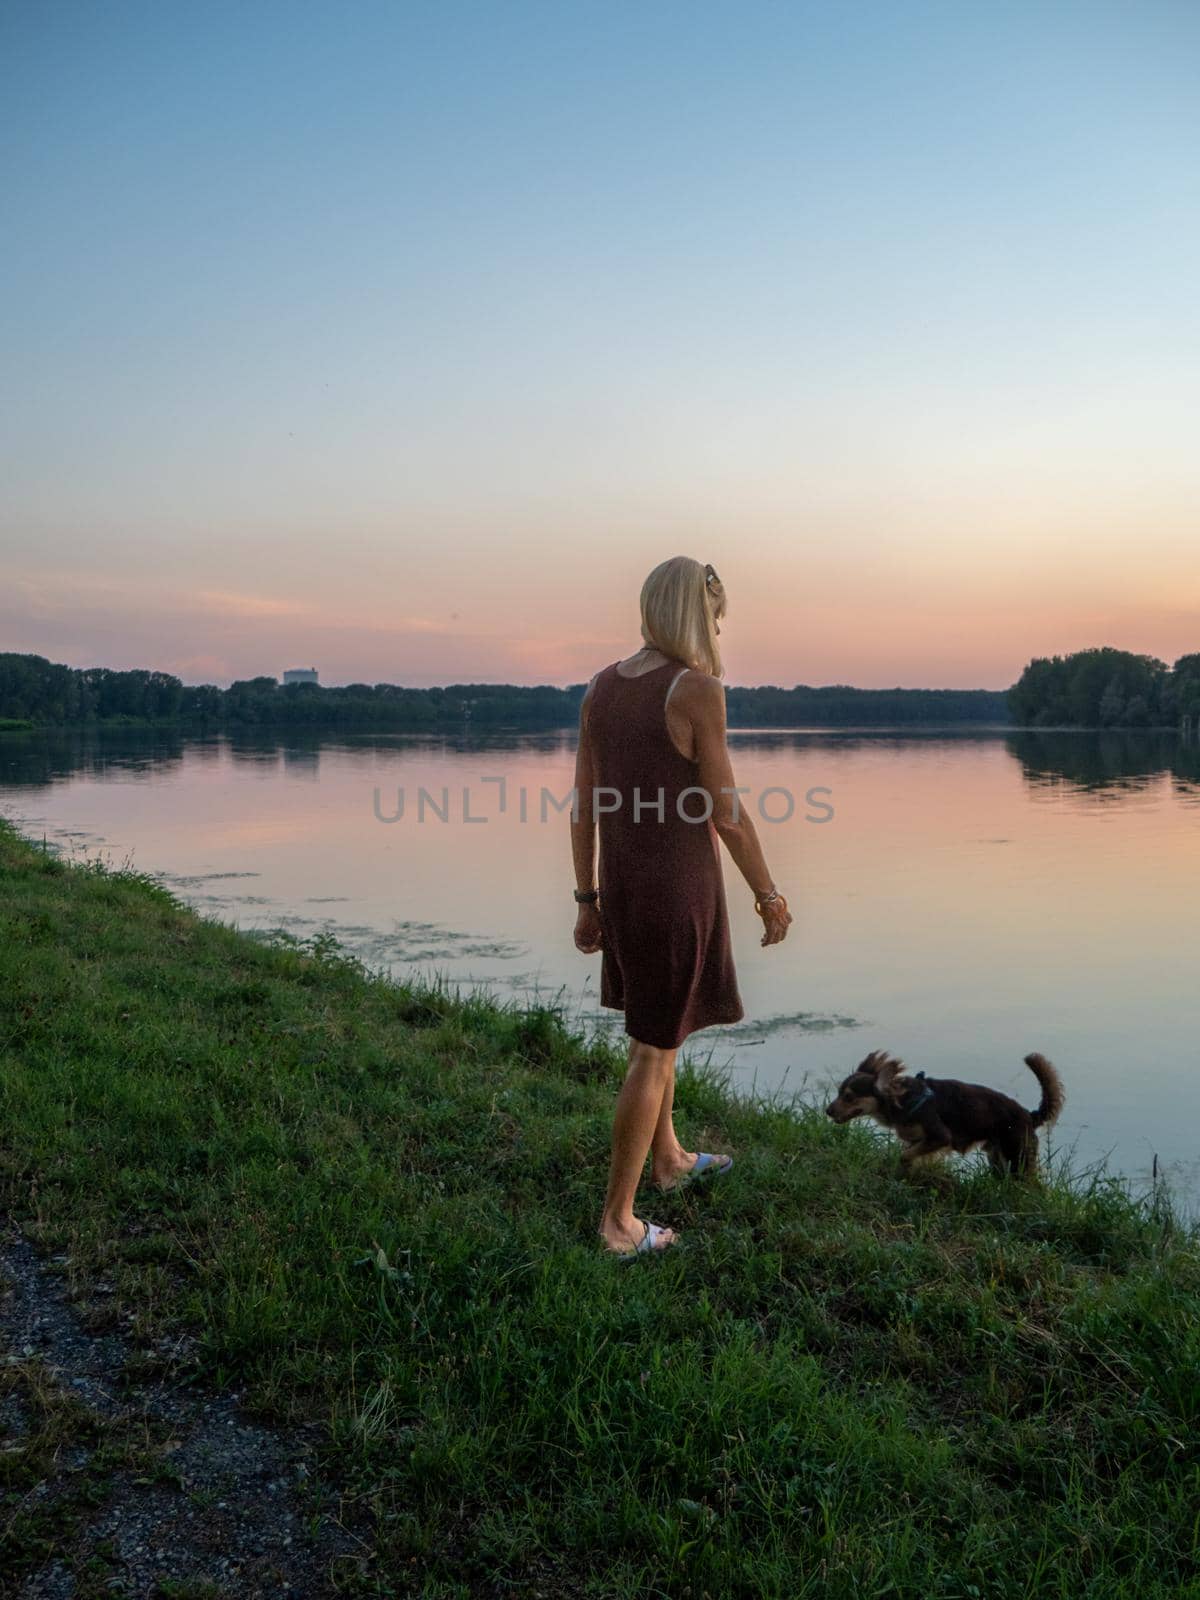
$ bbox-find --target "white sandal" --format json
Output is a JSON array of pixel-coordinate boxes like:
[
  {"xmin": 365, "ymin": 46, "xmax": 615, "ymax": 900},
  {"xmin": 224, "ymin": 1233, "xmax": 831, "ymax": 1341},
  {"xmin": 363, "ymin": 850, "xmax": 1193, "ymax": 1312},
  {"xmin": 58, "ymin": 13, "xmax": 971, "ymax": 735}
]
[
  {"xmin": 614, "ymin": 1220, "xmax": 675, "ymax": 1261},
  {"xmin": 657, "ymin": 1152, "xmax": 733, "ymax": 1192}
]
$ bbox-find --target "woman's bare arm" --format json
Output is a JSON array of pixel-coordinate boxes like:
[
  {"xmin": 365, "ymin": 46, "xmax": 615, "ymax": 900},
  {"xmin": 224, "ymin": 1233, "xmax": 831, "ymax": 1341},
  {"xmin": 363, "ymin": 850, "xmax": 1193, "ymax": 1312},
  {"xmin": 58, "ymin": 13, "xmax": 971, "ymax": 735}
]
[
  {"xmin": 683, "ymin": 672, "xmax": 792, "ymax": 946},
  {"xmin": 570, "ymin": 681, "xmax": 603, "ymax": 952},
  {"xmin": 571, "ymin": 681, "xmax": 598, "ymax": 892}
]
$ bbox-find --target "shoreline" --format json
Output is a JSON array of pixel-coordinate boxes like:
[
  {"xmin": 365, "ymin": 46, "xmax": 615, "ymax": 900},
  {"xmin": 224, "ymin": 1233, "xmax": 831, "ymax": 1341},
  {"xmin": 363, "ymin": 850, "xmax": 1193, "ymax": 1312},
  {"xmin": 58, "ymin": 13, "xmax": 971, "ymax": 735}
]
[
  {"xmin": 1, "ymin": 816, "xmax": 1197, "ymax": 1595},
  {"xmin": 11, "ymin": 717, "xmax": 1200, "ymax": 737}
]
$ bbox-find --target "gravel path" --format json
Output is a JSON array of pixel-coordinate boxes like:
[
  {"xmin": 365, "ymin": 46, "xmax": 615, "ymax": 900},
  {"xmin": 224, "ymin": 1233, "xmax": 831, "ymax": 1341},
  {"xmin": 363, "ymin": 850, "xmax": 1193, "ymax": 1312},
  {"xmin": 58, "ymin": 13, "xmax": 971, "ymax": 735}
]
[{"xmin": 1, "ymin": 1226, "xmax": 368, "ymax": 1598}]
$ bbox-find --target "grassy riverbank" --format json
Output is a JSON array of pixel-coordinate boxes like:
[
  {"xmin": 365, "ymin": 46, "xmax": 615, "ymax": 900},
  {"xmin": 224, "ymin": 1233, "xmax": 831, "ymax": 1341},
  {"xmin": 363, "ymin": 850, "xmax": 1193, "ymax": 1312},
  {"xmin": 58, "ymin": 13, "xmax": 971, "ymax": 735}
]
[{"xmin": 1, "ymin": 816, "xmax": 1198, "ymax": 1598}]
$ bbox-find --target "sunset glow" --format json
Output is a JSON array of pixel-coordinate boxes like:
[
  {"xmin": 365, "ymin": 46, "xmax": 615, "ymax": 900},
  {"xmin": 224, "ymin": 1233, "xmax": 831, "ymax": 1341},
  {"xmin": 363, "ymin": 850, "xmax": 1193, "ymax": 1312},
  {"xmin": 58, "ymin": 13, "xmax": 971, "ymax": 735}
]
[{"xmin": 4, "ymin": 2, "xmax": 1198, "ymax": 689}]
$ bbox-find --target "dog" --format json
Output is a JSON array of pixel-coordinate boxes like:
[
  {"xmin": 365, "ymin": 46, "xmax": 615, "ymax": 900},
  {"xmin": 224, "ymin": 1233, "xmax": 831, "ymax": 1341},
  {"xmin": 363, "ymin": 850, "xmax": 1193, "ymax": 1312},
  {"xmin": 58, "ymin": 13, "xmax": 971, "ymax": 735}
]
[{"xmin": 825, "ymin": 1050, "xmax": 1064, "ymax": 1177}]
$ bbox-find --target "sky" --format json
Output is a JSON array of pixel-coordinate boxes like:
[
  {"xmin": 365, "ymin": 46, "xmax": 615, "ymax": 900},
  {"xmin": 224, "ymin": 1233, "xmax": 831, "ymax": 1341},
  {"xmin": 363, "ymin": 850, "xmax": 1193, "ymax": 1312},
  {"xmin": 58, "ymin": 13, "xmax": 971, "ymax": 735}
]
[{"xmin": 2, "ymin": 0, "xmax": 1198, "ymax": 690}]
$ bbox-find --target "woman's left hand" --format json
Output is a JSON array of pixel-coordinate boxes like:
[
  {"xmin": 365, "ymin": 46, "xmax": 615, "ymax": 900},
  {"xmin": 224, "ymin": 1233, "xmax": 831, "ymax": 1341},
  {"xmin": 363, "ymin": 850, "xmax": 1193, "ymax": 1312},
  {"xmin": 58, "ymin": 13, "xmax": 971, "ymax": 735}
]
[
  {"xmin": 574, "ymin": 904, "xmax": 603, "ymax": 954},
  {"xmin": 757, "ymin": 893, "xmax": 793, "ymax": 947}
]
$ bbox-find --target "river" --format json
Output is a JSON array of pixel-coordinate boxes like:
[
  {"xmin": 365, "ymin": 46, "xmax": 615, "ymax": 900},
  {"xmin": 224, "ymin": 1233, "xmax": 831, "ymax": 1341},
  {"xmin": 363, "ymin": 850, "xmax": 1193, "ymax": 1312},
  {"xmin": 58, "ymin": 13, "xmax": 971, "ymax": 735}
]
[{"xmin": 3, "ymin": 723, "xmax": 1197, "ymax": 1208}]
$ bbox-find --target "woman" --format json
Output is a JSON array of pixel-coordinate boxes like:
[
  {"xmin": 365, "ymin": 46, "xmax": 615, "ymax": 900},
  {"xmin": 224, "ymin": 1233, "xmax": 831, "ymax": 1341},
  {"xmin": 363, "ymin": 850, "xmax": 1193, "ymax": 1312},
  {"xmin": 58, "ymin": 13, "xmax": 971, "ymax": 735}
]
[{"xmin": 571, "ymin": 556, "xmax": 792, "ymax": 1257}]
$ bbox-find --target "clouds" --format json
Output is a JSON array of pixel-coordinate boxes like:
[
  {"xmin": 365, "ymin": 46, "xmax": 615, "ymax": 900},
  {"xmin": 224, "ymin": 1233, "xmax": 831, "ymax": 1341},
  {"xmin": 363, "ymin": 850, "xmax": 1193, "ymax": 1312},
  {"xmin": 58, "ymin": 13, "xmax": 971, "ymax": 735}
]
[{"xmin": 0, "ymin": 566, "xmax": 598, "ymax": 685}]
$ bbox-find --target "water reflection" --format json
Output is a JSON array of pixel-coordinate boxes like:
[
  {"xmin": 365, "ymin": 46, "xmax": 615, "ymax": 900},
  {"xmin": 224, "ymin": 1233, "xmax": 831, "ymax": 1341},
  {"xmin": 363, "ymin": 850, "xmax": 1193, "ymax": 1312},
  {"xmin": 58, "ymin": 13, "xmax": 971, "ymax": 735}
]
[
  {"xmin": 7, "ymin": 723, "xmax": 1200, "ymax": 800},
  {"xmin": 0, "ymin": 726, "xmax": 199, "ymax": 787},
  {"xmin": 1005, "ymin": 729, "xmax": 1200, "ymax": 799},
  {"xmin": 9, "ymin": 720, "xmax": 1200, "ymax": 805}
]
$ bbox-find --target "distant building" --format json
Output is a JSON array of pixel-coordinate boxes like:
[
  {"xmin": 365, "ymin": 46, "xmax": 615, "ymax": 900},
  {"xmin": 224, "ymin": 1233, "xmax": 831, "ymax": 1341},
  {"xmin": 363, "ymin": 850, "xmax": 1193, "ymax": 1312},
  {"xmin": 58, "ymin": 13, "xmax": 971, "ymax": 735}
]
[{"xmin": 282, "ymin": 667, "xmax": 319, "ymax": 685}]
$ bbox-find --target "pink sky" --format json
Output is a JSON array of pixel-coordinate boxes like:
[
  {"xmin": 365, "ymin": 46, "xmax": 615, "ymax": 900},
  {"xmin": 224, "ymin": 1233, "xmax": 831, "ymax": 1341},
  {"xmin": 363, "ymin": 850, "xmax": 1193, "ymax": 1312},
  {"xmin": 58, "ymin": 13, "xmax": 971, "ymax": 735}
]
[
  {"xmin": 5, "ymin": 4, "xmax": 1199, "ymax": 691},
  {"xmin": 5, "ymin": 513, "xmax": 1198, "ymax": 691}
]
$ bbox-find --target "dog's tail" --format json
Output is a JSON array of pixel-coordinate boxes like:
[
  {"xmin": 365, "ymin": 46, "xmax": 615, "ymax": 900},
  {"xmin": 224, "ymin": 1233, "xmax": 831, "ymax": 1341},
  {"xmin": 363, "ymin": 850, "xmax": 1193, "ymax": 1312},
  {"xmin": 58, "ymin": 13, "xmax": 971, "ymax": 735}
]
[{"xmin": 1024, "ymin": 1052, "xmax": 1064, "ymax": 1129}]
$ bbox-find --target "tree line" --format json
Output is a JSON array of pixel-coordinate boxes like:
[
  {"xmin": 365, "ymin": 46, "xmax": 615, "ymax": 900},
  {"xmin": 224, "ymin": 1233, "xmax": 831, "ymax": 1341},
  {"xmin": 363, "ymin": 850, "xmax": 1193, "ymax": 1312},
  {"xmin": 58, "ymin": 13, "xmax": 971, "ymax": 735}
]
[
  {"xmin": 724, "ymin": 684, "xmax": 1008, "ymax": 726},
  {"xmin": 1008, "ymin": 648, "xmax": 1200, "ymax": 728},
  {"xmin": 14, "ymin": 647, "xmax": 1198, "ymax": 732},
  {"xmin": 1, "ymin": 651, "xmax": 1016, "ymax": 730},
  {"xmin": 0, "ymin": 656, "xmax": 584, "ymax": 730}
]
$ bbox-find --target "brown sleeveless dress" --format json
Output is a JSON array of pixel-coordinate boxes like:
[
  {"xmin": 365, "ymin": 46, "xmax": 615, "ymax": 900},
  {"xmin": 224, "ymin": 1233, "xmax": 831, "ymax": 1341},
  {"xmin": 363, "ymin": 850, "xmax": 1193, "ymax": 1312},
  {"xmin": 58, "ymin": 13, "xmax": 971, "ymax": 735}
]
[{"xmin": 587, "ymin": 659, "xmax": 744, "ymax": 1049}]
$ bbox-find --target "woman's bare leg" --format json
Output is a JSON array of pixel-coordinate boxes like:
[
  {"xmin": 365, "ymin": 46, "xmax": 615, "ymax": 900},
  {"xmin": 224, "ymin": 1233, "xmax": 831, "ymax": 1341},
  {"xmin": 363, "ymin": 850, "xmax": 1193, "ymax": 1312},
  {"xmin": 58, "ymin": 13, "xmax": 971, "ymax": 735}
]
[
  {"xmin": 598, "ymin": 1039, "xmax": 678, "ymax": 1252},
  {"xmin": 649, "ymin": 1059, "xmax": 697, "ymax": 1188}
]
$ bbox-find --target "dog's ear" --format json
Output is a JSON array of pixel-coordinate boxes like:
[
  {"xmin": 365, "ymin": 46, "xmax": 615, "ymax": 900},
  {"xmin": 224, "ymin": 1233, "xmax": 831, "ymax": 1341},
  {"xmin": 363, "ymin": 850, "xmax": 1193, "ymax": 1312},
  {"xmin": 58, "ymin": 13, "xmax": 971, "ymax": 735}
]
[
  {"xmin": 872, "ymin": 1055, "xmax": 908, "ymax": 1105},
  {"xmin": 856, "ymin": 1050, "xmax": 890, "ymax": 1079}
]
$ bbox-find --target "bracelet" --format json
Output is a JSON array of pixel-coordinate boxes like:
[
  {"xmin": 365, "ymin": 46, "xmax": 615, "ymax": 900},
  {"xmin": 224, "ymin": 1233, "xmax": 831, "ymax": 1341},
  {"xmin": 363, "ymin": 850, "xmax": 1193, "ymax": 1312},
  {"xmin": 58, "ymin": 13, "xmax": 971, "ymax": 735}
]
[
  {"xmin": 754, "ymin": 886, "xmax": 781, "ymax": 913},
  {"xmin": 574, "ymin": 888, "xmax": 599, "ymax": 904}
]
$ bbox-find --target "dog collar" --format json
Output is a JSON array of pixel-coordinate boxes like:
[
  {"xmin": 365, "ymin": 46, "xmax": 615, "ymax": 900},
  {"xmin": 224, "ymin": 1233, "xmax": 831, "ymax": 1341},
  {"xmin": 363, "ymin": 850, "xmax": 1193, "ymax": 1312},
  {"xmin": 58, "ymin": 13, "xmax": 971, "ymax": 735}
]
[{"xmin": 901, "ymin": 1071, "xmax": 934, "ymax": 1115}]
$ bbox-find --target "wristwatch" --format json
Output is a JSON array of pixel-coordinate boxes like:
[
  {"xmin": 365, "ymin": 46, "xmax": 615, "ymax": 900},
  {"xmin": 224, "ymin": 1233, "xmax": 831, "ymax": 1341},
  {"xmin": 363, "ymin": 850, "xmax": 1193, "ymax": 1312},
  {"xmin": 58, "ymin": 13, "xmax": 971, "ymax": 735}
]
[{"xmin": 574, "ymin": 888, "xmax": 600, "ymax": 904}]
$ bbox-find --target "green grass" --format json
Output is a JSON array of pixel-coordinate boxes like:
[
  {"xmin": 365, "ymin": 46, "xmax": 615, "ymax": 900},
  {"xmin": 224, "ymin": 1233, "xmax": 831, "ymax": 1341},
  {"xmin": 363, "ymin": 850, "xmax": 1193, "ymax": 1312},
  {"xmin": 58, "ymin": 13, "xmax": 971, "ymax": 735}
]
[
  {"xmin": 0, "ymin": 717, "xmax": 34, "ymax": 732},
  {"xmin": 1, "ymin": 816, "xmax": 1198, "ymax": 1598}
]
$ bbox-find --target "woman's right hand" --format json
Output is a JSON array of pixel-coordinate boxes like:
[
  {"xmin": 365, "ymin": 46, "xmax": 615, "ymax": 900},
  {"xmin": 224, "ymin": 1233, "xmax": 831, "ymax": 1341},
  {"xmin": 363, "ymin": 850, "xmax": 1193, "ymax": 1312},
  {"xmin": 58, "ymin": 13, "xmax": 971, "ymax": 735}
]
[
  {"xmin": 574, "ymin": 904, "xmax": 603, "ymax": 954},
  {"xmin": 757, "ymin": 893, "xmax": 793, "ymax": 947}
]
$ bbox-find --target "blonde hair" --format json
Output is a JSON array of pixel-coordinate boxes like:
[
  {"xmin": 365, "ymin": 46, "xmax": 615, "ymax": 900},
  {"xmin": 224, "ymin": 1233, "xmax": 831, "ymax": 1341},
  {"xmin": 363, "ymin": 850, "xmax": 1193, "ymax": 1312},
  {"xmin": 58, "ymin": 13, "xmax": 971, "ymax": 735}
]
[{"xmin": 639, "ymin": 556, "xmax": 726, "ymax": 679}]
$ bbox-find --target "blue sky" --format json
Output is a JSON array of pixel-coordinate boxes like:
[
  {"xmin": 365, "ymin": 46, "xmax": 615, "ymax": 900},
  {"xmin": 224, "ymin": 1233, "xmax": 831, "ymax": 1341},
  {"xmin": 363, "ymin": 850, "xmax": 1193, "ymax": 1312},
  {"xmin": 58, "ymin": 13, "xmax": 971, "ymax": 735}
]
[{"xmin": 3, "ymin": 0, "xmax": 1198, "ymax": 687}]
